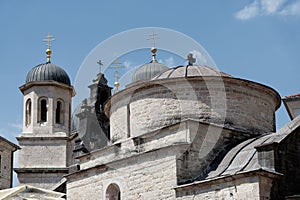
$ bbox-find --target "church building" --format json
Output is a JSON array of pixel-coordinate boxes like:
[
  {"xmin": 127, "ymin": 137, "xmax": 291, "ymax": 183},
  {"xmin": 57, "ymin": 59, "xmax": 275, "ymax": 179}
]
[{"xmin": 13, "ymin": 34, "xmax": 300, "ymax": 199}]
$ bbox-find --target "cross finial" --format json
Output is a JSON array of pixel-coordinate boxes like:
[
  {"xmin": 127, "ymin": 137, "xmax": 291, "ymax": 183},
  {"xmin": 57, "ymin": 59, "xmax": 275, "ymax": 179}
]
[
  {"xmin": 187, "ymin": 53, "xmax": 196, "ymax": 66},
  {"xmin": 97, "ymin": 60, "xmax": 103, "ymax": 73},
  {"xmin": 147, "ymin": 32, "xmax": 159, "ymax": 48},
  {"xmin": 109, "ymin": 59, "xmax": 124, "ymax": 93},
  {"xmin": 147, "ymin": 32, "xmax": 159, "ymax": 62},
  {"xmin": 43, "ymin": 33, "xmax": 55, "ymax": 63}
]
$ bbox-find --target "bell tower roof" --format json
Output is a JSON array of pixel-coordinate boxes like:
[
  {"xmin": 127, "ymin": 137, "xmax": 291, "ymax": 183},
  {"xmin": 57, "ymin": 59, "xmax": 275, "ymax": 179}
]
[
  {"xmin": 25, "ymin": 33, "xmax": 71, "ymax": 86},
  {"xmin": 25, "ymin": 62, "xmax": 71, "ymax": 86}
]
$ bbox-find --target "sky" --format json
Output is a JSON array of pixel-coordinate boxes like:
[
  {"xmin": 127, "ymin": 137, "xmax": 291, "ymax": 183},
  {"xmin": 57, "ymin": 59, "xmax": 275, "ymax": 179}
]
[{"xmin": 0, "ymin": 0, "xmax": 300, "ymax": 168}]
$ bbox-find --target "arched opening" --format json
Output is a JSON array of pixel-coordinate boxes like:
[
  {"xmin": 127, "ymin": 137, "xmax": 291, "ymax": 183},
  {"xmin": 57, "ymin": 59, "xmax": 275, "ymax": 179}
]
[
  {"xmin": 39, "ymin": 98, "xmax": 47, "ymax": 122},
  {"xmin": 25, "ymin": 99, "xmax": 32, "ymax": 126},
  {"xmin": 106, "ymin": 183, "xmax": 121, "ymax": 200},
  {"xmin": 56, "ymin": 100, "xmax": 64, "ymax": 124}
]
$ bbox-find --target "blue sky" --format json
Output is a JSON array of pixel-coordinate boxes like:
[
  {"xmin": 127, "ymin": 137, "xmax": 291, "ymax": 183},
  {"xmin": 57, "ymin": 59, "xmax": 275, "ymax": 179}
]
[{"xmin": 1, "ymin": 0, "xmax": 300, "ymax": 146}]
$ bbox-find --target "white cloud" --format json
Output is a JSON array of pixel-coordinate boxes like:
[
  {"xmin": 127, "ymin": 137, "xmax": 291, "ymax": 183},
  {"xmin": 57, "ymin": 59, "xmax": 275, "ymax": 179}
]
[
  {"xmin": 235, "ymin": 0, "xmax": 300, "ymax": 20},
  {"xmin": 118, "ymin": 61, "xmax": 142, "ymax": 89},
  {"xmin": 9, "ymin": 123, "xmax": 23, "ymax": 130},
  {"xmin": 235, "ymin": 1, "xmax": 260, "ymax": 20},
  {"xmin": 261, "ymin": 0, "xmax": 286, "ymax": 14},
  {"xmin": 123, "ymin": 61, "xmax": 132, "ymax": 69},
  {"xmin": 280, "ymin": 1, "xmax": 300, "ymax": 15},
  {"xmin": 164, "ymin": 57, "xmax": 175, "ymax": 67},
  {"xmin": 158, "ymin": 56, "xmax": 175, "ymax": 67},
  {"xmin": 190, "ymin": 50, "xmax": 208, "ymax": 65}
]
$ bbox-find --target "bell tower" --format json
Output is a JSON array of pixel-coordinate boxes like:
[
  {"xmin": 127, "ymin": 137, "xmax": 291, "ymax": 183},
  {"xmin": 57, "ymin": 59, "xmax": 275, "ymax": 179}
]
[{"xmin": 15, "ymin": 34, "xmax": 75, "ymax": 189}]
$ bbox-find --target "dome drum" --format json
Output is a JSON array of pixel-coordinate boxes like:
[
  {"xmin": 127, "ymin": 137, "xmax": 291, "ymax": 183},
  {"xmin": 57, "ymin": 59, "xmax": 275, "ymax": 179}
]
[{"xmin": 106, "ymin": 67, "xmax": 281, "ymax": 142}]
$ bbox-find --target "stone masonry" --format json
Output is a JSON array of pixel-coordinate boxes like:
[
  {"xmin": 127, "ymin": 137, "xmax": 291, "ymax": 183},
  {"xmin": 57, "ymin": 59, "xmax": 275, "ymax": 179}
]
[{"xmin": 0, "ymin": 136, "xmax": 19, "ymax": 189}]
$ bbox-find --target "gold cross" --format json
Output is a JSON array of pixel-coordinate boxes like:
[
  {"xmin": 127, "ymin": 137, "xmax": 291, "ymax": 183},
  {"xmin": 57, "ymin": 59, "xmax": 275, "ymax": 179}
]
[
  {"xmin": 43, "ymin": 33, "xmax": 55, "ymax": 50},
  {"xmin": 147, "ymin": 32, "xmax": 159, "ymax": 48},
  {"xmin": 109, "ymin": 59, "xmax": 124, "ymax": 92},
  {"xmin": 43, "ymin": 33, "xmax": 55, "ymax": 62}
]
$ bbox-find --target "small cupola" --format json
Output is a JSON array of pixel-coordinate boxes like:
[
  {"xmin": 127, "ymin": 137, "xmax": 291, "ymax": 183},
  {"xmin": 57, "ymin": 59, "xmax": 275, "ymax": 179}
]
[
  {"xmin": 132, "ymin": 33, "xmax": 169, "ymax": 83},
  {"xmin": 25, "ymin": 62, "xmax": 71, "ymax": 86},
  {"xmin": 25, "ymin": 33, "xmax": 71, "ymax": 86},
  {"xmin": 132, "ymin": 47, "xmax": 169, "ymax": 82}
]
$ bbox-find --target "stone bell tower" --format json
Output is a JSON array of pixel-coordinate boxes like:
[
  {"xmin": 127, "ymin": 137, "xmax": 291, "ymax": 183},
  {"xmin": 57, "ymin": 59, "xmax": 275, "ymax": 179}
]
[{"xmin": 14, "ymin": 34, "xmax": 75, "ymax": 189}]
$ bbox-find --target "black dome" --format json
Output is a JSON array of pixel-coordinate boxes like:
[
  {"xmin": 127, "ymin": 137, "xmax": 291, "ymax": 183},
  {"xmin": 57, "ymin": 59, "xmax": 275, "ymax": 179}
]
[{"xmin": 26, "ymin": 62, "xmax": 71, "ymax": 85}]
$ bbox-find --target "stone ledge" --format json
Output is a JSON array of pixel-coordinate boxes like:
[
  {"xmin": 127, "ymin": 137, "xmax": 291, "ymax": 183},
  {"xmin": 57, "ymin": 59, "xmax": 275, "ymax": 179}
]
[
  {"xmin": 16, "ymin": 136, "xmax": 69, "ymax": 140},
  {"xmin": 174, "ymin": 168, "xmax": 282, "ymax": 191},
  {"xmin": 19, "ymin": 80, "xmax": 76, "ymax": 97},
  {"xmin": 65, "ymin": 143, "xmax": 189, "ymax": 179},
  {"xmin": 286, "ymin": 195, "xmax": 300, "ymax": 200},
  {"xmin": 14, "ymin": 168, "xmax": 69, "ymax": 173}
]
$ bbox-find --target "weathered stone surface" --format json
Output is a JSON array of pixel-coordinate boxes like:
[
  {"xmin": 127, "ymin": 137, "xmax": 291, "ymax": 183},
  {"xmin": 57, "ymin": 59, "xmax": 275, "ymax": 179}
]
[
  {"xmin": 18, "ymin": 138, "xmax": 68, "ymax": 168},
  {"xmin": 0, "ymin": 137, "xmax": 18, "ymax": 189},
  {"xmin": 16, "ymin": 171, "xmax": 68, "ymax": 189},
  {"xmin": 106, "ymin": 76, "xmax": 280, "ymax": 143},
  {"xmin": 16, "ymin": 81, "xmax": 74, "ymax": 189},
  {"xmin": 67, "ymin": 147, "xmax": 178, "ymax": 200},
  {"xmin": 175, "ymin": 172, "xmax": 275, "ymax": 200},
  {"xmin": 20, "ymin": 83, "xmax": 73, "ymax": 136}
]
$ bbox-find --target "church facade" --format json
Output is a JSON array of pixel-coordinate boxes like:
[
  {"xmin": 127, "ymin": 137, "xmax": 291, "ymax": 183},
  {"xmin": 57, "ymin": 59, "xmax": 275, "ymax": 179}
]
[{"xmin": 14, "ymin": 37, "xmax": 300, "ymax": 199}]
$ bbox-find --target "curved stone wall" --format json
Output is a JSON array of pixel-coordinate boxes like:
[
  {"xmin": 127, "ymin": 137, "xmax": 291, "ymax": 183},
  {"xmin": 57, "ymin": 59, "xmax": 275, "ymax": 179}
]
[{"xmin": 105, "ymin": 76, "xmax": 281, "ymax": 142}]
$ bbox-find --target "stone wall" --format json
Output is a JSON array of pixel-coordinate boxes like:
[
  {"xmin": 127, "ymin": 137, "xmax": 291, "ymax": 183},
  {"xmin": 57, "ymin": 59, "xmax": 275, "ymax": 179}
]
[
  {"xmin": 175, "ymin": 120, "xmax": 253, "ymax": 184},
  {"xmin": 67, "ymin": 147, "xmax": 178, "ymax": 200},
  {"xmin": 76, "ymin": 120, "xmax": 193, "ymax": 176},
  {"xmin": 17, "ymin": 171, "xmax": 67, "ymax": 189},
  {"xmin": 106, "ymin": 76, "xmax": 280, "ymax": 143},
  {"xmin": 67, "ymin": 119, "xmax": 257, "ymax": 199},
  {"xmin": 17, "ymin": 82, "xmax": 73, "ymax": 189},
  {"xmin": 16, "ymin": 136, "xmax": 69, "ymax": 189},
  {"xmin": 273, "ymin": 128, "xmax": 300, "ymax": 199},
  {"xmin": 22, "ymin": 83, "xmax": 73, "ymax": 136},
  {"xmin": 175, "ymin": 172, "xmax": 275, "ymax": 200},
  {"xmin": 18, "ymin": 138, "xmax": 67, "ymax": 168},
  {"xmin": 0, "ymin": 142, "xmax": 14, "ymax": 189}
]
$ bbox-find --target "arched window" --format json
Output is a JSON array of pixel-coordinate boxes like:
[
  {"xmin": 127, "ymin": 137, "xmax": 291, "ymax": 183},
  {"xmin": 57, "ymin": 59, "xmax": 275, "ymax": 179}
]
[
  {"xmin": 56, "ymin": 100, "xmax": 64, "ymax": 124},
  {"xmin": 25, "ymin": 99, "xmax": 32, "ymax": 126},
  {"xmin": 39, "ymin": 98, "xmax": 47, "ymax": 122},
  {"xmin": 106, "ymin": 183, "xmax": 121, "ymax": 200}
]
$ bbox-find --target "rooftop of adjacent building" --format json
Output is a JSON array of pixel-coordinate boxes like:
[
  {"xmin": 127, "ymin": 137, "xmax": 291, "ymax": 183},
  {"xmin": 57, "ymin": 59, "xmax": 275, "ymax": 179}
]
[{"xmin": 0, "ymin": 136, "xmax": 20, "ymax": 151}]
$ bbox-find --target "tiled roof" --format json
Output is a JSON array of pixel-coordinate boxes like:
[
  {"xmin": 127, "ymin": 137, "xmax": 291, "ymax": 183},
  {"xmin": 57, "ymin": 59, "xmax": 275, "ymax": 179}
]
[
  {"xmin": 0, "ymin": 136, "xmax": 20, "ymax": 151},
  {"xmin": 283, "ymin": 93, "xmax": 300, "ymax": 99},
  {"xmin": 197, "ymin": 115, "xmax": 300, "ymax": 182}
]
